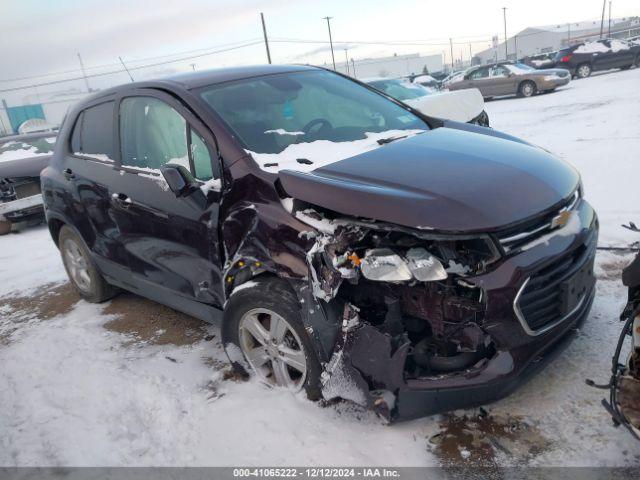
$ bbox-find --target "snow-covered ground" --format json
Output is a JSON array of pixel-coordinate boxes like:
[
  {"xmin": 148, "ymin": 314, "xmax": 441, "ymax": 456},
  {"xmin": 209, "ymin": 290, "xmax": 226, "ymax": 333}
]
[{"xmin": 1, "ymin": 68, "xmax": 640, "ymax": 467}]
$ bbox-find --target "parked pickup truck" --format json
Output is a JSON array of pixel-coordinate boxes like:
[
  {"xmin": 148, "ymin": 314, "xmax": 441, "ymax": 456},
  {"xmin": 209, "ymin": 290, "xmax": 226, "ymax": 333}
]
[{"xmin": 0, "ymin": 132, "xmax": 55, "ymax": 234}]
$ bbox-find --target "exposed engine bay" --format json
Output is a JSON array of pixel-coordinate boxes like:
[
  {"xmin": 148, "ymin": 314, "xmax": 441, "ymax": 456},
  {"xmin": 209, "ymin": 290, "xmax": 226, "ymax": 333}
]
[{"xmin": 296, "ymin": 206, "xmax": 499, "ymax": 415}]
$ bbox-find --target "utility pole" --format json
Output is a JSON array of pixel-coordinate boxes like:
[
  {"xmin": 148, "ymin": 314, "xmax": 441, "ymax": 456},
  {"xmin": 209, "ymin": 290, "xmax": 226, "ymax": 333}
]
[
  {"xmin": 608, "ymin": 1, "xmax": 612, "ymax": 37},
  {"xmin": 514, "ymin": 35, "xmax": 518, "ymax": 61},
  {"xmin": 190, "ymin": 63, "xmax": 196, "ymax": 71},
  {"xmin": 600, "ymin": 0, "xmax": 607, "ymax": 38},
  {"xmin": 449, "ymin": 38, "xmax": 454, "ymax": 72},
  {"xmin": 502, "ymin": 7, "xmax": 508, "ymax": 61},
  {"xmin": 323, "ymin": 16, "xmax": 336, "ymax": 70},
  {"xmin": 260, "ymin": 13, "xmax": 272, "ymax": 64},
  {"xmin": 344, "ymin": 49, "xmax": 350, "ymax": 75},
  {"xmin": 77, "ymin": 53, "xmax": 91, "ymax": 93},
  {"xmin": 469, "ymin": 43, "xmax": 472, "ymax": 65},
  {"xmin": 567, "ymin": 23, "xmax": 571, "ymax": 45},
  {"xmin": 118, "ymin": 56, "xmax": 134, "ymax": 82},
  {"xmin": 351, "ymin": 58, "xmax": 356, "ymax": 77}
]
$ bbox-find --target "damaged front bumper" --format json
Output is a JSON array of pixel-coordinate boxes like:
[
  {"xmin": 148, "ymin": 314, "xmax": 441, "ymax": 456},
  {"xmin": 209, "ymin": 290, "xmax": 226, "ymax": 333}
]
[{"xmin": 317, "ymin": 199, "xmax": 598, "ymax": 421}]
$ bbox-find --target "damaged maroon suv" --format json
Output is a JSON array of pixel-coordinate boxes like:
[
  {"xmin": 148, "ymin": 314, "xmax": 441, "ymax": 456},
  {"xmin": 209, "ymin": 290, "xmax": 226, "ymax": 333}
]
[{"xmin": 41, "ymin": 65, "xmax": 597, "ymax": 421}]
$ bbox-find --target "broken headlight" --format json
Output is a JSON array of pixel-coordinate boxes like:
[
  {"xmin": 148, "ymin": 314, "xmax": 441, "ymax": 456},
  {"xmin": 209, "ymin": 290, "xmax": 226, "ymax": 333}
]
[{"xmin": 360, "ymin": 247, "xmax": 447, "ymax": 282}]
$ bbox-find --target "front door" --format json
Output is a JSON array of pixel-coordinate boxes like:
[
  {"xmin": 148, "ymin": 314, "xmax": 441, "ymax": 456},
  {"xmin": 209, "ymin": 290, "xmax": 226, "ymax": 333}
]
[
  {"xmin": 111, "ymin": 90, "xmax": 225, "ymax": 307},
  {"xmin": 488, "ymin": 65, "xmax": 517, "ymax": 96}
]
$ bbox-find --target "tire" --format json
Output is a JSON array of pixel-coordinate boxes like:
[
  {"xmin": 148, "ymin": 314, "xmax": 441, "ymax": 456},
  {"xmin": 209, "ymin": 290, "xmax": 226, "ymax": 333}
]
[
  {"xmin": 635, "ymin": 55, "xmax": 640, "ymax": 68},
  {"xmin": 0, "ymin": 219, "xmax": 11, "ymax": 236},
  {"xmin": 58, "ymin": 225, "xmax": 117, "ymax": 303},
  {"xmin": 222, "ymin": 276, "xmax": 322, "ymax": 400},
  {"xmin": 576, "ymin": 63, "xmax": 592, "ymax": 79},
  {"xmin": 620, "ymin": 65, "xmax": 631, "ymax": 70},
  {"xmin": 518, "ymin": 80, "xmax": 536, "ymax": 98}
]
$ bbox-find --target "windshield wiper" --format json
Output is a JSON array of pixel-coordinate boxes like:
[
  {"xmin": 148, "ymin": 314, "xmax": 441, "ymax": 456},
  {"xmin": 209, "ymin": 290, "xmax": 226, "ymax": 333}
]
[{"xmin": 377, "ymin": 135, "xmax": 408, "ymax": 145}]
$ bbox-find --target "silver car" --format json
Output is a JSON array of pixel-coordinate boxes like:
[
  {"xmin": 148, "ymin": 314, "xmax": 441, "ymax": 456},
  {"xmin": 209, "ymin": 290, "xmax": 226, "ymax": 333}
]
[{"xmin": 447, "ymin": 63, "xmax": 571, "ymax": 99}]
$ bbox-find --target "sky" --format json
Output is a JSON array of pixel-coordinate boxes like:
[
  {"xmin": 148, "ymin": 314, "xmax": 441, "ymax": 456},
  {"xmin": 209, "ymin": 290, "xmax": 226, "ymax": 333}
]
[{"xmin": 1, "ymin": 0, "xmax": 639, "ymax": 103}]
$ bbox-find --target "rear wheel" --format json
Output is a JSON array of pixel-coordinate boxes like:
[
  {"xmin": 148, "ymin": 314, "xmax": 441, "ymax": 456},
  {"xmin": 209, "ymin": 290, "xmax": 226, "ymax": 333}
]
[
  {"xmin": 59, "ymin": 225, "xmax": 117, "ymax": 303},
  {"xmin": 576, "ymin": 63, "xmax": 592, "ymax": 79},
  {"xmin": 222, "ymin": 277, "xmax": 322, "ymax": 400},
  {"xmin": 518, "ymin": 80, "xmax": 536, "ymax": 98}
]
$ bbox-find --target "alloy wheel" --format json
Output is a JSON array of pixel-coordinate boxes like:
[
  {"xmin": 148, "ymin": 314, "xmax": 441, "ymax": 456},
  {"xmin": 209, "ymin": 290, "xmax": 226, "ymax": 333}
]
[
  {"xmin": 238, "ymin": 308, "xmax": 307, "ymax": 391},
  {"xmin": 63, "ymin": 238, "xmax": 92, "ymax": 292},
  {"xmin": 578, "ymin": 65, "xmax": 591, "ymax": 78},
  {"xmin": 522, "ymin": 83, "xmax": 534, "ymax": 97}
]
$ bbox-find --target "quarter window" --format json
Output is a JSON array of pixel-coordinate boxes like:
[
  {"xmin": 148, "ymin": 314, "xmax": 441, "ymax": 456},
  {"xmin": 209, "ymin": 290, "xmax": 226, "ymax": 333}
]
[
  {"xmin": 190, "ymin": 129, "xmax": 214, "ymax": 181},
  {"xmin": 72, "ymin": 102, "xmax": 115, "ymax": 161}
]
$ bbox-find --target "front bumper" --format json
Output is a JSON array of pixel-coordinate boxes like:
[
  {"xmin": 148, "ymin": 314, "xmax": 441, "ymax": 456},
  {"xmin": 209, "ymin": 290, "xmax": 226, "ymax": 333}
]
[
  {"xmin": 321, "ymin": 199, "xmax": 598, "ymax": 421},
  {"xmin": 538, "ymin": 75, "xmax": 571, "ymax": 90},
  {"xmin": 393, "ymin": 199, "xmax": 598, "ymax": 420}
]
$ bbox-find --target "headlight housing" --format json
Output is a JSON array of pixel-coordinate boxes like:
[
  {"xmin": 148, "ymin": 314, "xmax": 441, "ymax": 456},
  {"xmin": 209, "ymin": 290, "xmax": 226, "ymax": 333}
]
[{"xmin": 359, "ymin": 247, "xmax": 449, "ymax": 282}]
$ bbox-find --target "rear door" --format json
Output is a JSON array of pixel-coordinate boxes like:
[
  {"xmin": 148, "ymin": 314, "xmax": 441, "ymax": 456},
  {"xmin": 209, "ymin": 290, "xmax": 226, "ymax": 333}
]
[
  {"xmin": 111, "ymin": 89, "xmax": 225, "ymax": 307},
  {"xmin": 592, "ymin": 40, "xmax": 616, "ymax": 71},
  {"xmin": 60, "ymin": 98, "xmax": 133, "ymax": 282},
  {"xmin": 466, "ymin": 67, "xmax": 493, "ymax": 97}
]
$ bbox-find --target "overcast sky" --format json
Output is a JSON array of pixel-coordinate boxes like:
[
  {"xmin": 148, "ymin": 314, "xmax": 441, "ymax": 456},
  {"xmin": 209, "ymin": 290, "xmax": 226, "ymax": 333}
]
[{"xmin": 2, "ymin": 0, "xmax": 639, "ymax": 102}]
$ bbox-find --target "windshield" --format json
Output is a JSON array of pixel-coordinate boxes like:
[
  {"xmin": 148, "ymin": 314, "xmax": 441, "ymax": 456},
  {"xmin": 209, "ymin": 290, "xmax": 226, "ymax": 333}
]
[
  {"xmin": 367, "ymin": 79, "xmax": 430, "ymax": 101},
  {"xmin": 199, "ymin": 70, "xmax": 429, "ymax": 155}
]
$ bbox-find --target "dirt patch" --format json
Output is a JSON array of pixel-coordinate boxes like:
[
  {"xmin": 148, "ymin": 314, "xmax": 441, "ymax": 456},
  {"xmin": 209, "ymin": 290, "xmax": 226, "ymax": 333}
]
[
  {"xmin": 429, "ymin": 409, "xmax": 551, "ymax": 469},
  {"xmin": 103, "ymin": 292, "xmax": 210, "ymax": 346},
  {"xmin": 0, "ymin": 283, "xmax": 79, "ymax": 345}
]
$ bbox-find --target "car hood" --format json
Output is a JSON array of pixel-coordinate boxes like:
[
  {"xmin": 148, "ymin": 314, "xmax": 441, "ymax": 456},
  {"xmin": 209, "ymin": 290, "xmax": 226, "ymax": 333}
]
[
  {"xmin": 404, "ymin": 88, "xmax": 484, "ymax": 123},
  {"xmin": 278, "ymin": 127, "xmax": 579, "ymax": 233}
]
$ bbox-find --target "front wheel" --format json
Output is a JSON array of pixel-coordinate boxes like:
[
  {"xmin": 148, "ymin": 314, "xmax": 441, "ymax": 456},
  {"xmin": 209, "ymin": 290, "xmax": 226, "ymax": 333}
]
[
  {"xmin": 518, "ymin": 81, "xmax": 536, "ymax": 98},
  {"xmin": 576, "ymin": 63, "xmax": 592, "ymax": 79},
  {"xmin": 222, "ymin": 277, "xmax": 322, "ymax": 400}
]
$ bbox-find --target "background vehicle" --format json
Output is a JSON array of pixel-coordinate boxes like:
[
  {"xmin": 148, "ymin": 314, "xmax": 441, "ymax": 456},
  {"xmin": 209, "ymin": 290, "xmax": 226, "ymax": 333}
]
[
  {"xmin": 41, "ymin": 65, "xmax": 597, "ymax": 421},
  {"xmin": 0, "ymin": 132, "xmax": 54, "ymax": 234},
  {"xmin": 554, "ymin": 39, "xmax": 640, "ymax": 78},
  {"xmin": 589, "ymin": 223, "xmax": 640, "ymax": 440},
  {"xmin": 448, "ymin": 62, "xmax": 571, "ymax": 98},
  {"xmin": 522, "ymin": 51, "xmax": 558, "ymax": 69},
  {"xmin": 364, "ymin": 77, "xmax": 489, "ymax": 126},
  {"xmin": 408, "ymin": 73, "xmax": 439, "ymax": 89}
]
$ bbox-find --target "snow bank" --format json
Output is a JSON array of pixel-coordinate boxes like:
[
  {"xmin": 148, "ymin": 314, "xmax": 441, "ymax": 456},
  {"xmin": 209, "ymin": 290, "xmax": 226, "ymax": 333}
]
[
  {"xmin": 0, "ymin": 140, "xmax": 54, "ymax": 163},
  {"xmin": 247, "ymin": 130, "xmax": 425, "ymax": 174}
]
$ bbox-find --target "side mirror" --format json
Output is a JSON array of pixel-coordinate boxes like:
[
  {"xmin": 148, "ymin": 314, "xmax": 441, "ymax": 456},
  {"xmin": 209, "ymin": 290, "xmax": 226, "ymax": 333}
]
[{"xmin": 161, "ymin": 164, "xmax": 199, "ymax": 198}]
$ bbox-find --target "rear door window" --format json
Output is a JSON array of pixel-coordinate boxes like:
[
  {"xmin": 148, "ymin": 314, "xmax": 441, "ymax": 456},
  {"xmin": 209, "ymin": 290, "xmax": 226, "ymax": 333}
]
[{"xmin": 77, "ymin": 102, "xmax": 115, "ymax": 161}]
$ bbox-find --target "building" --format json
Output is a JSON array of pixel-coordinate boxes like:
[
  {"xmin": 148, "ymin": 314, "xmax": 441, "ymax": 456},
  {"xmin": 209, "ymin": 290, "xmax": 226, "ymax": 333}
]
[
  {"xmin": 330, "ymin": 53, "xmax": 443, "ymax": 79},
  {"xmin": 474, "ymin": 16, "xmax": 640, "ymax": 65}
]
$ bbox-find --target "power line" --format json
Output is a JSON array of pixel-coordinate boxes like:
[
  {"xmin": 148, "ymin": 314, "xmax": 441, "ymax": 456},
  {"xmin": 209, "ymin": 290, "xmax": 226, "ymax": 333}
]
[
  {"xmin": 0, "ymin": 38, "xmax": 263, "ymax": 84},
  {"xmin": 0, "ymin": 40, "xmax": 264, "ymax": 93}
]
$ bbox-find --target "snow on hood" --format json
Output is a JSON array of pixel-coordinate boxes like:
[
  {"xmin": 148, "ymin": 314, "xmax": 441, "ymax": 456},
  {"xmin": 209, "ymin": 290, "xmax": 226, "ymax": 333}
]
[
  {"xmin": 404, "ymin": 88, "xmax": 484, "ymax": 123},
  {"xmin": 246, "ymin": 129, "xmax": 426, "ymax": 174}
]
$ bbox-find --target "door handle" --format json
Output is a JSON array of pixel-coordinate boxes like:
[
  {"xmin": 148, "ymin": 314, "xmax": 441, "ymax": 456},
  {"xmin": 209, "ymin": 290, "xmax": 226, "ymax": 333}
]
[
  {"xmin": 111, "ymin": 192, "xmax": 132, "ymax": 208},
  {"xmin": 63, "ymin": 168, "xmax": 75, "ymax": 180}
]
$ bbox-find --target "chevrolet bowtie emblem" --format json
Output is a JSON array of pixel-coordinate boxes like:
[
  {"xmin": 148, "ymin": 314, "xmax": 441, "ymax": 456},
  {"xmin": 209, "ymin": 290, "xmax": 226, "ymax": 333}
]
[{"xmin": 550, "ymin": 210, "xmax": 572, "ymax": 229}]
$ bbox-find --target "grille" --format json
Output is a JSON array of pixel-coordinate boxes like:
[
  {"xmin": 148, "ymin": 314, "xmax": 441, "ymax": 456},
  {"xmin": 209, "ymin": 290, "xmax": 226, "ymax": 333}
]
[
  {"xmin": 515, "ymin": 234, "xmax": 596, "ymax": 334},
  {"xmin": 498, "ymin": 190, "xmax": 579, "ymax": 253}
]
